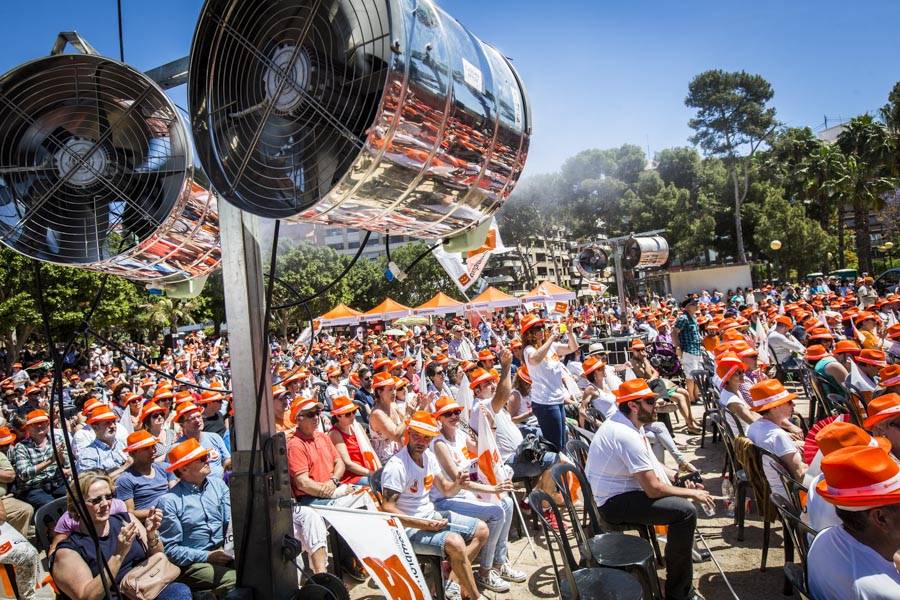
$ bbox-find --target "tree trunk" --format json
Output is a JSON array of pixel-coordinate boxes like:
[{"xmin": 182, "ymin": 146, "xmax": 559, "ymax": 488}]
[
  {"xmin": 854, "ymin": 202, "xmax": 873, "ymax": 274},
  {"xmin": 837, "ymin": 200, "xmax": 847, "ymax": 269},
  {"xmin": 730, "ymin": 165, "xmax": 747, "ymax": 263}
]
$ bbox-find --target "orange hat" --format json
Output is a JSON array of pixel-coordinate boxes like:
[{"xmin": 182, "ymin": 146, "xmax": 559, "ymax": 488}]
[
  {"xmin": 271, "ymin": 385, "xmax": 287, "ymax": 398},
  {"xmin": 613, "ymin": 379, "xmax": 655, "ymax": 405},
  {"xmin": 199, "ymin": 389, "xmax": 224, "ymax": 404},
  {"xmin": 166, "ymin": 438, "xmax": 210, "ymax": 473},
  {"xmin": 401, "ymin": 357, "xmax": 416, "ymax": 369},
  {"xmin": 854, "ymin": 311, "xmax": 881, "ymax": 325},
  {"xmin": 730, "ymin": 340, "xmax": 758, "ymax": 357},
  {"xmin": 510, "ymin": 339, "xmax": 523, "ymax": 350},
  {"xmin": 175, "ymin": 402, "xmax": 201, "ymax": 422},
  {"xmin": 460, "ymin": 360, "xmax": 477, "ymax": 373},
  {"xmin": 25, "ymin": 410, "xmax": 49, "ymax": 426},
  {"xmin": 815, "ymin": 421, "xmax": 890, "ymax": 456},
  {"xmin": 373, "ymin": 357, "xmax": 391, "ymax": 371},
  {"xmin": 630, "ymin": 339, "xmax": 646, "ymax": 351},
  {"xmin": 394, "ymin": 377, "xmax": 409, "ymax": 390},
  {"xmin": 521, "ymin": 314, "xmax": 546, "ymax": 335},
  {"xmin": 81, "ymin": 397, "xmax": 102, "ymax": 416},
  {"xmin": 153, "ymin": 389, "xmax": 175, "ymax": 401},
  {"xmin": 468, "ymin": 368, "xmax": 496, "ymax": 390},
  {"xmin": 856, "ymin": 349, "xmax": 887, "ymax": 367},
  {"xmin": 880, "ymin": 365, "xmax": 900, "ymax": 388},
  {"xmin": 805, "ymin": 344, "xmax": 830, "ymax": 363},
  {"xmin": 125, "ymin": 430, "xmax": 158, "ymax": 453},
  {"xmin": 122, "ymin": 393, "xmax": 143, "ymax": 406},
  {"xmin": 289, "ymin": 397, "xmax": 321, "ymax": 422},
  {"xmin": 326, "ymin": 366, "xmax": 342, "ymax": 379},
  {"xmin": 372, "ymin": 372, "xmax": 396, "ymax": 389},
  {"xmin": 433, "ymin": 396, "xmax": 463, "ymax": 417},
  {"xmin": 86, "ymin": 406, "xmax": 118, "ymax": 425},
  {"xmin": 816, "ymin": 446, "xmax": 900, "ymax": 509},
  {"xmin": 864, "ymin": 393, "xmax": 900, "ymax": 429},
  {"xmin": 721, "ymin": 329, "xmax": 744, "ymax": 342},
  {"xmin": 582, "ymin": 355, "xmax": 605, "ymax": 378},
  {"xmin": 0, "ymin": 427, "xmax": 15, "ymax": 446},
  {"xmin": 886, "ymin": 324, "xmax": 900, "ymax": 341},
  {"xmin": 387, "ymin": 360, "xmax": 403, "ymax": 373},
  {"xmin": 516, "ymin": 365, "xmax": 532, "ymax": 385},
  {"xmin": 716, "ymin": 352, "xmax": 745, "ymax": 384},
  {"xmin": 833, "ymin": 340, "xmax": 861, "ymax": 356},
  {"xmin": 775, "ymin": 316, "xmax": 793, "ymax": 328},
  {"xmin": 139, "ymin": 402, "xmax": 166, "ymax": 423},
  {"xmin": 408, "ymin": 411, "xmax": 440, "ymax": 437},
  {"xmin": 477, "ymin": 349, "xmax": 494, "ymax": 362},
  {"xmin": 174, "ymin": 390, "xmax": 192, "ymax": 402},
  {"xmin": 807, "ymin": 327, "xmax": 833, "ymax": 341},
  {"xmin": 748, "ymin": 379, "xmax": 796, "ymax": 412},
  {"xmin": 330, "ymin": 395, "xmax": 358, "ymax": 416}
]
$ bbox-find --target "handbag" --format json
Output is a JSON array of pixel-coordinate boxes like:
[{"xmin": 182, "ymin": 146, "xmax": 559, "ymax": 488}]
[{"xmin": 119, "ymin": 538, "xmax": 180, "ymax": 600}]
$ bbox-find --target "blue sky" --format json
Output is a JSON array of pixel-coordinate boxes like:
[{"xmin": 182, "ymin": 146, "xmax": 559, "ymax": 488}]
[{"xmin": 1, "ymin": 0, "xmax": 898, "ymax": 177}]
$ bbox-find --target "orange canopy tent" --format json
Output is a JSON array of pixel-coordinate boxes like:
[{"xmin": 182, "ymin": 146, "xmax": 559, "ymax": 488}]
[
  {"xmin": 362, "ymin": 298, "xmax": 413, "ymax": 322},
  {"xmin": 523, "ymin": 281, "xmax": 576, "ymax": 302},
  {"xmin": 466, "ymin": 286, "xmax": 520, "ymax": 311},
  {"xmin": 317, "ymin": 303, "xmax": 364, "ymax": 326},
  {"xmin": 415, "ymin": 292, "xmax": 466, "ymax": 316}
]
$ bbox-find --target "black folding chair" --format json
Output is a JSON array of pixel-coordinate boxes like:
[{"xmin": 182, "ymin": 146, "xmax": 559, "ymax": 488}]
[
  {"xmin": 529, "ymin": 489, "xmax": 644, "ymax": 600},
  {"xmin": 550, "ymin": 462, "xmax": 662, "ymax": 599},
  {"xmin": 694, "ymin": 370, "xmax": 721, "ymax": 449},
  {"xmin": 565, "ymin": 438, "xmax": 590, "ymax": 470},
  {"xmin": 717, "ymin": 424, "xmax": 751, "ymax": 541},
  {"xmin": 771, "ymin": 493, "xmax": 818, "ymax": 598}
]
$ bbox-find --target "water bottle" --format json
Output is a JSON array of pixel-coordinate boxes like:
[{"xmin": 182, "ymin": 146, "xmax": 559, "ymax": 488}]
[{"xmin": 722, "ymin": 474, "xmax": 735, "ymax": 517}]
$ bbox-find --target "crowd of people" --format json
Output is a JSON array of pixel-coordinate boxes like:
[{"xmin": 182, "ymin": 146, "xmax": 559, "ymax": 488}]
[{"xmin": 0, "ymin": 274, "xmax": 897, "ymax": 600}]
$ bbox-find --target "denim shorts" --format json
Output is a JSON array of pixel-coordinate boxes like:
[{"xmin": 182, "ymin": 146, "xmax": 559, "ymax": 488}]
[{"xmin": 405, "ymin": 510, "xmax": 479, "ymax": 557}]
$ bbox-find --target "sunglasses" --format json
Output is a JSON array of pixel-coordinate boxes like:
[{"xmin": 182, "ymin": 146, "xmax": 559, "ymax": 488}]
[
  {"xmin": 300, "ymin": 410, "xmax": 322, "ymax": 419},
  {"xmin": 87, "ymin": 493, "xmax": 114, "ymax": 506},
  {"xmin": 433, "ymin": 370, "xmax": 445, "ymax": 376},
  {"xmin": 444, "ymin": 410, "xmax": 463, "ymax": 417}
]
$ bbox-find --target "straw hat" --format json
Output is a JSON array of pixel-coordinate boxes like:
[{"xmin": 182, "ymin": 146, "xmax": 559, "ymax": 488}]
[
  {"xmin": 748, "ymin": 379, "xmax": 796, "ymax": 412},
  {"xmin": 25, "ymin": 410, "xmax": 49, "ymax": 426},
  {"xmin": 433, "ymin": 396, "xmax": 463, "ymax": 418},
  {"xmin": 468, "ymin": 368, "xmax": 497, "ymax": 390},
  {"xmin": 166, "ymin": 438, "xmax": 210, "ymax": 473},
  {"xmin": 125, "ymin": 430, "xmax": 158, "ymax": 454},
  {"xmin": 816, "ymin": 421, "xmax": 890, "ymax": 456},
  {"xmin": 516, "ymin": 365, "xmax": 532, "ymax": 385},
  {"xmin": 816, "ymin": 445, "xmax": 900, "ymax": 510},
  {"xmin": 833, "ymin": 340, "xmax": 861, "ymax": 356},
  {"xmin": 856, "ymin": 349, "xmax": 887, "ymax": 367},
  {"xmin": 520, "ymin": 314, "xmax": 546, "ymax": 335},
  {"xmin": 289, "ymin": 397, "xmax": 321, "ymax": 423},
  {"xmin": 139, "ymin": 402, "xmax": 166, "ymax": 424},
  {"xmin": 582, "ymin": 355, "xmax": 605, "ymax": 378},
  {"xmin": 613, "ymin": 379, "xmax": 655, "ymax": 405},
  {"xmin": 86, "ymin": 406, "xmax": 118, "ymax": 425},
  {"xmin": 863, "ymin": 393, "xmax": 900, "ymax": 429},
  {"xmin": 330, "ymin": 395, "xmax": 357, "ymax": 416},
  {"xmin": 0, "ymin": 427, "xmax": 16, "ymax": 446},
  {"xmin": 880, "ymin": 366, "xmax": 900, "ymax": 388},
  {"xmin": 408, "ymin": 411, "xmax": 440, "ymax": 437},
  {"xmin": 174, "ymin": 402, "xmax": 201, "ymax": 422},
  {"xmin": 372, "ymin": 372, "xmax": 396, "ymax": 389}
]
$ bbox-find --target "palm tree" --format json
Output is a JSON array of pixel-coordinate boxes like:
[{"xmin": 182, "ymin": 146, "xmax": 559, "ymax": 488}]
[
  {"xmin": 835, "ymin": 116, "xmax": 898, "ymax": 273},
  {"xmin": 143, "ymin": 296, "xmax": 206, "ymax": 335},
  {"xmin": 801, "ymin": 143, "xmax": 850, "ymax": 268}
]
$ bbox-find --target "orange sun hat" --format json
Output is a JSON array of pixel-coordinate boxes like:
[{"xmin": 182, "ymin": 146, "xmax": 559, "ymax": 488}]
[
  {"xmin": 816, "ymin": 445, "xmax": 900, "ymax": 510},
  {"xmin": 613, "ymin": 379, "xmax": 655, "ymax": 405},
  {"xmin": 747, "ymin": 379, "xmax": 796, "ymax": 412}
]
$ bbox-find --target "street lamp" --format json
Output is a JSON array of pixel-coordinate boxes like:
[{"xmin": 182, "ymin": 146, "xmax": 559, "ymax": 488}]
[
  {"xmin": 770, "ymin": 240, "xmax": 782, "ymax": 281},
  {"xmin": 883, "ymin": 241, "xmax": 894, "ymax": 268}
]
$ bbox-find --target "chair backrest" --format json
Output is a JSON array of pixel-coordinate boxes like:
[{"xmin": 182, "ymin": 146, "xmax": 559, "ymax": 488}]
[
  {"xmin": 549, "ymin": 462, "xmax": 599, "ymax": 565},
  {"xmin": 764, "ymin": 453, "xmax": 807, "ymax": 514},
  {"xmin": 34, "ymin": 496, "xmax": 67, "ymax": 553},
  {"xmin": 843, "ymin": 390, "xmax": 867, "ymax": 427},
  {"xmin": 770, "ymin": 493, "xmax": 818, "ymax": 565},
  {"xmin": 529, "ymin": 489, "xmax": 581, "ymax": 600},
  {"xmin": 565, "ymin": 438, "xmax": 590, "ymax": 470},
  {"xmin": 808, "ymin": 372, "xmax": 835, "ymax": 416},
  {"xmin": 717, "ymin": 418, "xmax": 745, "ymax": 478}
]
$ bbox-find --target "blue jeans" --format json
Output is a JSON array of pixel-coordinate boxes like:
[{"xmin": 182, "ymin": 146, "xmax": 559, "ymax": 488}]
[
  {"xmin": 532, "ymin": 403, "xmax": 567, "ymax": 451},
  {"xmin": 434, "ymin": 494, "xmax": 513, "ymax": 568},
  {"xmin": 156, "ymin": 582, "xmax": 193, "ymax": 600},
  {"xmin": 405, "ymin": 510, "xmax": 479, "ymax": 557}
]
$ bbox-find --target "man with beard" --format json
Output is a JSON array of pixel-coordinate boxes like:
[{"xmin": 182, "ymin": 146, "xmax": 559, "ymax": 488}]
[
  {"xmin": 585, "ymin": 378, "xmax": 713, "ymax": 600},
  {"xmin": 76, "ymin": 406, "xmax": 131, "ymax": 477}
]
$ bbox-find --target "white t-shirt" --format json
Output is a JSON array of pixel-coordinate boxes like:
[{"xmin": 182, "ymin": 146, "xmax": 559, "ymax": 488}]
[
  {"xmin": 808, "ymin": 525, "xmax": 900, "ymax": 600},
  {"xmin": 430, "ymin": 431, "xmax": 473, "ymax": 502},
  {"xmin": 804, "ymin": 473, "xmax": 840, "ymax": 532},
  {"xmin": 717, "ymin": 388, "xmax": 745, "ymax": 436},
  {"xmin": 325, "ymin": 383, "xmax": 349, "ymax": 403},
  {"xmin": 525, "ymin": 344, "xmax": 571, "ymax": 406},
  {"xmin": 470, "ymin": 399, "xmax": 523, "ymax": 463},
  {"xmin": 591, "ymin": 389, "xmax": 617, "ymax": 419},
  {"xmin": 382, "ymin": 446, "xmax": 441, "ymax": 519},
  {"xmin": 747, "ymin": 418, "xmax": 798, "ymax": 500},
  {"xmin": 585, "ymin": 411, "xmax": 667, "ymax": 507}
]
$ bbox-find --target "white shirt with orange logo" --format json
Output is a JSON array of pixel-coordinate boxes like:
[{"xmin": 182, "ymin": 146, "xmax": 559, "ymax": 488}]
[{"xmin": 382, "ymin": 446, "xmax": 441, "ymax": 519}]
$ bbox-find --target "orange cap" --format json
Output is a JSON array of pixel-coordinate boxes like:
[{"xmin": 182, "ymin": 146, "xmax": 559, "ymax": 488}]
[{"xmin": 747, "ymin": 379, "xmax": 796, "ymax": 412}]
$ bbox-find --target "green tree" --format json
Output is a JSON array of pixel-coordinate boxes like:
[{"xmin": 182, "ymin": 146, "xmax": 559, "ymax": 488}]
[
  {"xmin": 686, "ymin": 69, "xmax": 778, "ymax": 263},
  {"xmin": 142, "ymin": 295, "xmax": 210, "ymax": 336},
  {"xmin": 655, "ymin": 147, "xmax": 702, "ymax": 193},
  {"xmin": 882, "ymin": 81, "xmax": 900, "ymax": 135},
  {"xmin": 835, "ymin": 115, "xmax": 898, "ymax": 273}
]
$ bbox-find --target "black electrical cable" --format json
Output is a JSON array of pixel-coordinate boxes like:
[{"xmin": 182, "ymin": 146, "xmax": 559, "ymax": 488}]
[
  {"xmin": 401, "ymin": 241, "xmax": 441, "ymax": 276},
  {"xmin": 236, "ymin": 219, "xmax": 281, "ymax": 585},
  {"xmin": 32, "ymin": 262, "xmax": 118, "ymax": 600},
  {"xmin": 116, "ymin": 0, "xmax": 125, "ymax": 62},
  {"xmin": 272, "ymin": 230, "xmax": 372, "ymax": 310},
  {"xmin": 84, "ymin": 327, "xmax": 232, "ymax": 393},
  {"xmin": 384, "ymin": 232, "xmax": 391, "ymax": 265}
]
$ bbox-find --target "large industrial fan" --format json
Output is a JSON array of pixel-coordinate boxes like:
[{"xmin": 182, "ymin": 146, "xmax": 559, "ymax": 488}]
[
  {"xmin": 189, "ymin": 0, "xmax": 531, "ymax": 239},
  {"xmin": 573, "ymin": 244, "xmax": 609, "ymax": 279},
  {"xmin": 0, "ymin": 40, "xmax": 221, "ymax": 283},
  {"xmin": 621, "ymin": 235, "xmax": 669, "ymax": 270}
]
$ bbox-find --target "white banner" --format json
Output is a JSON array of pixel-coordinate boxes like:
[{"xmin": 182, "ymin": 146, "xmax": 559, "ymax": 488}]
[
  {"xmin": 315, "ymin": 506, "xmax": 432, "ymax": 600},
  {"xmin": 432, "ymin": 244, "xmax": 476, "ymax": 293}
]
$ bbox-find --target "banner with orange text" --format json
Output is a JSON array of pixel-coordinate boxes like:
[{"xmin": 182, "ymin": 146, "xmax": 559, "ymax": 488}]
[{"xmin": 315, "ymin": 505, "xmax": 432, "ymax": 600}]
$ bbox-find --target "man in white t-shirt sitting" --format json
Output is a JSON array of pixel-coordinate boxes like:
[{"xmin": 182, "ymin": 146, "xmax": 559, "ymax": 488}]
[
  {"xmin": 745, "ymin": 379, "xmax": 806, "ymax": 500},
  {"xmin": 381, "ymin": 411, "xmax": 489, "ymax": 600},
  {"xmin": 585, "ymin": 378, "xmax": 713, "ymax": 600},
  {"xmin": 807, "ymin": 445, "xmax": 900, "ymax": 599},
  {"xmin": 716, "ymin": 352, "xmax": 757, "ymax": 436}
]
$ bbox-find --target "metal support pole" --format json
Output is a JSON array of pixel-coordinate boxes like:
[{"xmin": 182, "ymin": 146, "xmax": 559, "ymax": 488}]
[
  {"xmin": 613, "ymin": 244, "xmax": 626, "ymax": 313},
  {"xmin": 219, "ymin": 201, "xmax": 296, "ymax": 599}
]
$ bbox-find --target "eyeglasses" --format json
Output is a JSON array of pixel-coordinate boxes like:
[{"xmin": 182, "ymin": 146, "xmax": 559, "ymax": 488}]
[
  {"xmin": 196, "ymin": 455, "xmax": 210, "ymax": 464},
  {"xmin": 433, "ymin": 370, "xmax": 445, "ymax": 376},
  {"xmin": 444, "ymin": 410, "xmax": 463, "ymax": 417},
  {"xmin": 87, "ymin": 493, "xmax": 114, "ymax": 506},
  {"xmin": 300, "ymin": 410, "xmax": 322, "ymax": 419},
  {"xmin": 150, "ymin": 413, "xmax": 165, "ymax": 420}
]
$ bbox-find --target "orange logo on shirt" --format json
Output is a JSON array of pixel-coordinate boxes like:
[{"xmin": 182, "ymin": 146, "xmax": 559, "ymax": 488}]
[
  {"xmin": 363, "ymin": 555, "xmax": 425, "ymax": 600},
  {"xmin": 409, "ymin": 480, "xmax": 418, "ymax": 493},
  {"xmin": 424, "ymin": 474, "xmax": 434, "ymax": 492}
]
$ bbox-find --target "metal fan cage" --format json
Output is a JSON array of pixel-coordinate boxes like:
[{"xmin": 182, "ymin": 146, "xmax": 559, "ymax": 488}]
[
  {"xmin": 0, "ymin": 53, "xmax": 221, "ymax": 283},
  {"xmin": 190, "ymin": 0, "xmax": 530, "ymax": 239}
]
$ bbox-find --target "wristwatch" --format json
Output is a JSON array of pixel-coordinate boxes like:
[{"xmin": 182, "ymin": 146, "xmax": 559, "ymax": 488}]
[{"xmin": 330, "ymin": 477, "xmax": 340, "ymax": 486}]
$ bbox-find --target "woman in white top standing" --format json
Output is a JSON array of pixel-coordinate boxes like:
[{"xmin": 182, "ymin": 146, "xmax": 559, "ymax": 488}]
[
  {"xmin": 431, "ymin": 396, "xmax": 524, "ymax": 592},
  {"xmin": 521, "ymin": 314, "xmax": 579, "ymax": 451}
]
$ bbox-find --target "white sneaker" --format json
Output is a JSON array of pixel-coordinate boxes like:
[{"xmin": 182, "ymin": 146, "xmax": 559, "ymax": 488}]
[
  {"xmin": 497, "ymin": 562, "xmax": 527, "ymax": 583},
  {"xmin": 444, "ymin": 580, "xmax": 462, "ymax": 600},
  {"xmin": 477, "ymin": 569, "xmax": 511, "ymax": 593}
]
